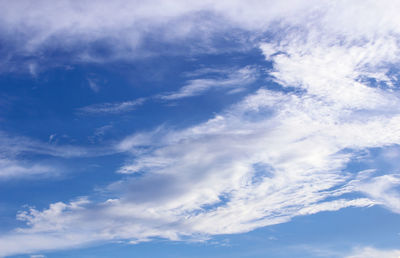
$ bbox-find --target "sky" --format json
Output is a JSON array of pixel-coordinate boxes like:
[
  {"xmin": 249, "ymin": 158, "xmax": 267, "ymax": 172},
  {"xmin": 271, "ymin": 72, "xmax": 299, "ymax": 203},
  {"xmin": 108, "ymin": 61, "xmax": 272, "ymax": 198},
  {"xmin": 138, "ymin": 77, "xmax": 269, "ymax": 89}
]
[{"xmin": 1, "ymin": 0, "xmax": 400, "ymax": 257}]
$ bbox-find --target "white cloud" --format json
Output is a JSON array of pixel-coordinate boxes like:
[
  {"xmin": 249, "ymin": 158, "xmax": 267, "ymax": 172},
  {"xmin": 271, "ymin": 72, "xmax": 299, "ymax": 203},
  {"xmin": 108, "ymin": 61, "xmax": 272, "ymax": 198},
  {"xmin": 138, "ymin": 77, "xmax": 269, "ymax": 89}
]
[
  {"xmin": 0, "ymin": 131, "xmax": 117, "ymax": 179},
  {"xmin": 346, "ymin": 246, "xmax": 400, "ymax": 258},
  {"xmin": 7, "ymin": 0, "xmax": 400, "ymax": 71},
  {"xmin": 0, "ymin": 157, "xmax": 56, "ymax": 179},
  {"xmin": 78, "ymin": 98, "xmax": 145, "ymax": 115},
  {"xmin": 261, "ymin": 38, "xmax": 400, "ymax": 108},
  {"xmin": 159, "ymin": 66, "xmax": 257, "ymax": 100},
  {"xmin": 89, "ymin": 124, "xmax": 113, "ymax": 143},
  {"xmin": 0, "ymin": 0, "xmax": 317, "ymax": 58},
  {"xmin": 78, "ymin": 66, "xmax": 256, "ymax": 115},
  {"xmin": 87, "ymin": 78, "xmax": 100, "ymax": 93},
  {"xmin": 0, "ymin": 131, "xmax": 113, "ymax": 158},
  {"xmin": 30, "ymin": 255, "xmax": 46, "ymax": 258},
  {"xmin": 349, "ymin": 172, "xmax": 400, "ymax": 214},
  {"xmin": 3, "ymin": 74, "xmax": 400, "ymax": 254},
  {"xmin": 3, "ymin": 0, "xmax": 400, "ymax": 256}
]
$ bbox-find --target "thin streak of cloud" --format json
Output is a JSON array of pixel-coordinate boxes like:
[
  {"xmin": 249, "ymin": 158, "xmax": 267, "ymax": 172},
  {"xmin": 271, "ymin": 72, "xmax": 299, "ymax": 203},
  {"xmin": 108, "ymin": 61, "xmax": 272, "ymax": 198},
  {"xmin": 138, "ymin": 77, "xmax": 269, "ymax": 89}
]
[
  {"xmin": 158, "ymin": 66, "xmax": 257, "ymax": 100},
  {"xmin": 77, "ymin": 98, "xmax": 145, "ymax": 115}
]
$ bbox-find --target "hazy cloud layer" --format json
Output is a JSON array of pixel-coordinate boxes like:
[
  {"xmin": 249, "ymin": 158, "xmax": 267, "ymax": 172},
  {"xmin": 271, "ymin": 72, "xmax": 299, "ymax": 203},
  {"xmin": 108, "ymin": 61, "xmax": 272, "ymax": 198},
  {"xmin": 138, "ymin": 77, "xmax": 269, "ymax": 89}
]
[{"xmin": 346, "ymin": 247, "xmax": 400, "ymax": 258}]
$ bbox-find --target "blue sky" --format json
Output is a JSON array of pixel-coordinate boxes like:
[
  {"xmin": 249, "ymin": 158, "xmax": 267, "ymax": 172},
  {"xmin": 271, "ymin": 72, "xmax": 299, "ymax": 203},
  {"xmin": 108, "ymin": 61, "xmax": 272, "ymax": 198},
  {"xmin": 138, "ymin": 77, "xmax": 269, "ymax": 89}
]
[{"xmin": 1, "ymin": 1, "xmax": 400, "ymax": 257}]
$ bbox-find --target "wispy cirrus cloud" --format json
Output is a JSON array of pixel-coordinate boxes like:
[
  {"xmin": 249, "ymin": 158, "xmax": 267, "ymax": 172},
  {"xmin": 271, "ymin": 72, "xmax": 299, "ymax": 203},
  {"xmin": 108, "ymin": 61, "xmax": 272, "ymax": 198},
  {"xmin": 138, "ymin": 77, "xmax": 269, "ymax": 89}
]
[
  {"xmin": 158, "ymin": 66, "xmax": 257, "ymax": 100},
  {"xmin": 77, "ymin": 66, "xmax": 257, "ymax": 115},
  {"xmin": 77, "ymin": 98, "xmax": 145, "ymax": 115},
  {"xmin": 0, "ymin": 157, "xmax": 56, "ymax": 180},
  {"xmin": 87, "ymin": 78, "xmax": 100, "ymax": 93},
  {"xmin": 4, "ymin": 59, "xmax": 400, "ymax": 254},
  {"xmin": 348, "ymin": 171, "xmax": 400, "ymax": 214},
  {"xmin": 0, "ymin": 131, "xmax": 113, "ymax": 158},
  {"xmin": 0, "ymin": 130, "xmax": 117, "ymax": 179}
]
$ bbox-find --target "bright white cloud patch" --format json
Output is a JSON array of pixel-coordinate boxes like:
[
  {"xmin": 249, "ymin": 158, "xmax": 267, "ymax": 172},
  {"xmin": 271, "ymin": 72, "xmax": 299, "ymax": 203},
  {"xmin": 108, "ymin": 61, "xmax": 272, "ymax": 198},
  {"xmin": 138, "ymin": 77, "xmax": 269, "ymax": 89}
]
[{"xmin": 1, "ymin": 0, "xmax": 400, "ymax": 257}]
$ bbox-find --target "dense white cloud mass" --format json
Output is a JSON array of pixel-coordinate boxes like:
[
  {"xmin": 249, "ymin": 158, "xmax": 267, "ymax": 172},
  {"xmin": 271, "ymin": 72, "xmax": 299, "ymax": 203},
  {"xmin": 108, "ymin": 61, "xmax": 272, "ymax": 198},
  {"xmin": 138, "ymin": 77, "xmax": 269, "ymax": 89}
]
[
  {"xmin": 0, "ymin": 0, "xmax": 317, "ymax": 56},
  {"xmin": 2, "ymin": 0, "xmax": 400, "ymax": 256},
  {"xmin": 1, "ymin": 0, "xmax": 400, "ymax": 62}
]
